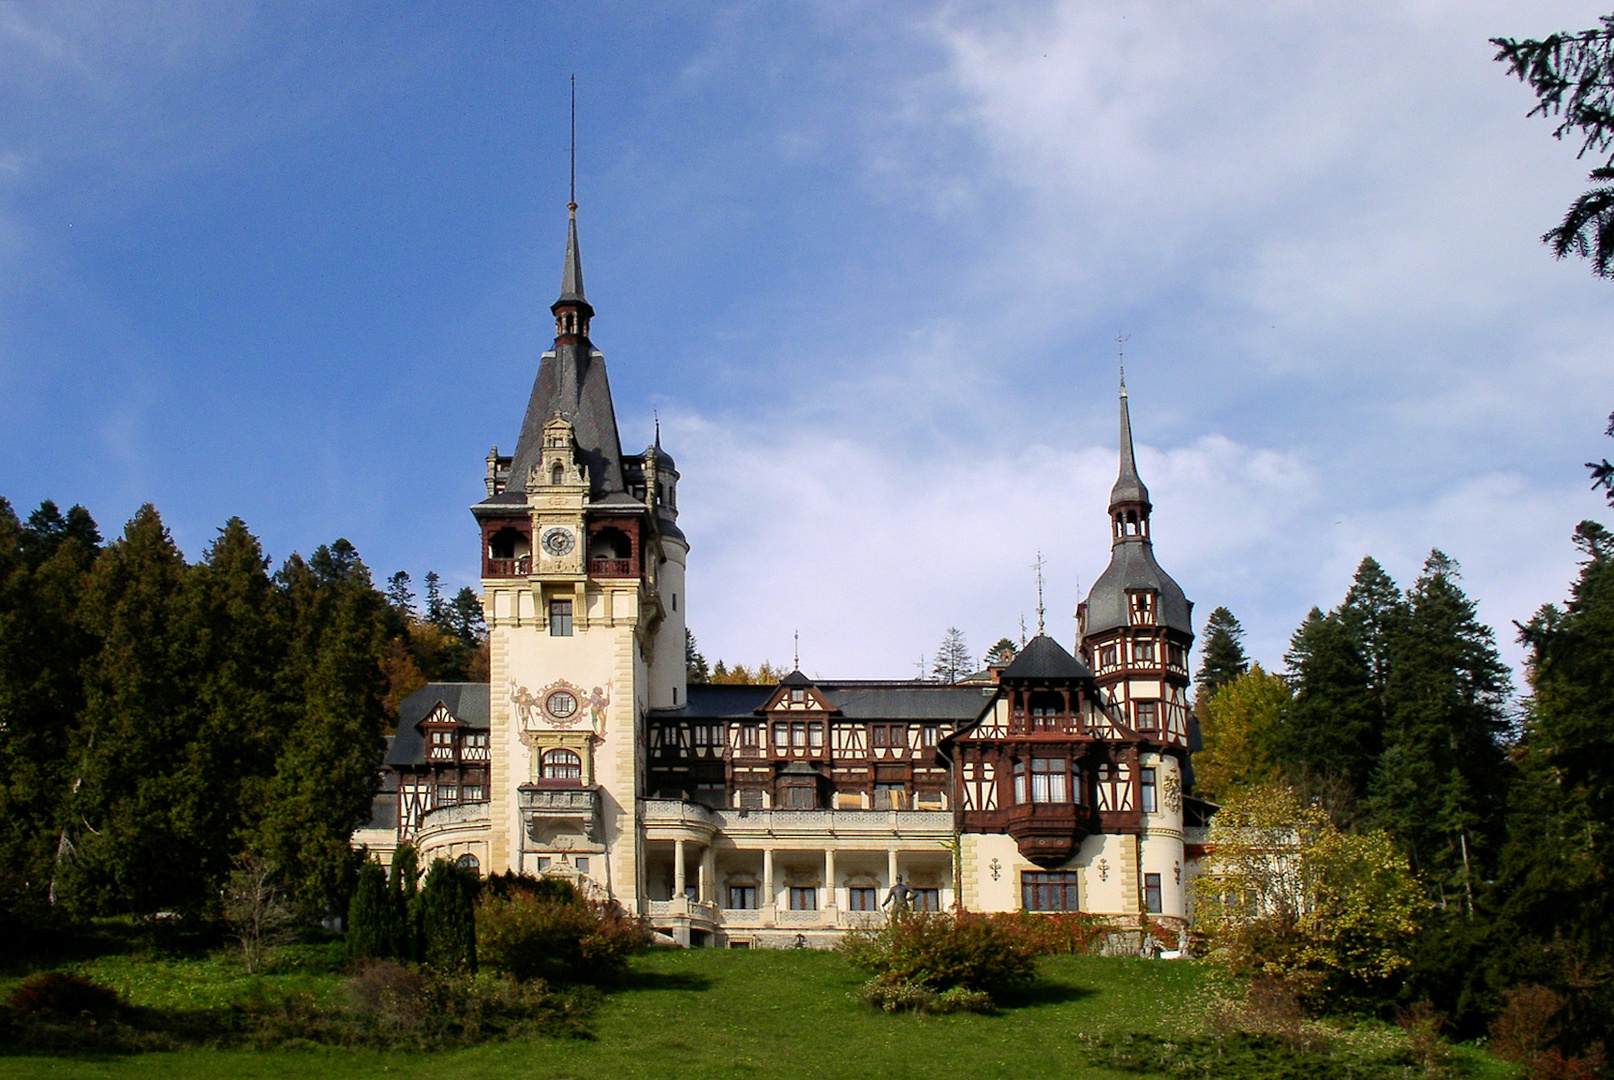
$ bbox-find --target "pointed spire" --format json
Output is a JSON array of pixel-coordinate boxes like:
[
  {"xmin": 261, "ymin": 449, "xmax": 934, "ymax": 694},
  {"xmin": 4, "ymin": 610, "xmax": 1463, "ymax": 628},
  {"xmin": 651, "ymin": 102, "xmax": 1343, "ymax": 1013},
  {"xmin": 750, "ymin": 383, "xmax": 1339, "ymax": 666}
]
[
  {"xmin": 558, "ymin": 203, "xmax": 586, "ymax": 304},
  {"xmin": 1109, "ymin": 367, "xmax": 1151, "ymax": 511}
]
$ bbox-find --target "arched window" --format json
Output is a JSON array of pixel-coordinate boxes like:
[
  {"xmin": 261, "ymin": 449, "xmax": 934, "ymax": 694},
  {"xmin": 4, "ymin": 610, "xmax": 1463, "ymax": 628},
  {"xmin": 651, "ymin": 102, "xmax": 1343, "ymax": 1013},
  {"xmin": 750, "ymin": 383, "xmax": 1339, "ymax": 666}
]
[
  {"xmin": 456, "ymin": 853, "xmax": 481, "ymax": 877},
  {"xmin": 551, "ymin": 462, "xmax": 564, "ymax": 485},
  {"xmin": 542, "ymin": 748, "xmax": 583, "ymax": 781}
]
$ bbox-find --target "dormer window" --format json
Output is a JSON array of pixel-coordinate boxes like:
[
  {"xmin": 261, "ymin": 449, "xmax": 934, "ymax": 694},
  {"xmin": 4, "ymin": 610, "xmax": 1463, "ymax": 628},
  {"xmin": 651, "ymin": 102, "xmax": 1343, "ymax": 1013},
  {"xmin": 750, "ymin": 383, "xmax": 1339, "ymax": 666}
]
[
  {"xmin": 1129, "ymin": 591, "xmax": 1156, "ymax": 625},
  {"xmin": 790, "ymin": 688, "xmax": 805, "ymax": 704}
]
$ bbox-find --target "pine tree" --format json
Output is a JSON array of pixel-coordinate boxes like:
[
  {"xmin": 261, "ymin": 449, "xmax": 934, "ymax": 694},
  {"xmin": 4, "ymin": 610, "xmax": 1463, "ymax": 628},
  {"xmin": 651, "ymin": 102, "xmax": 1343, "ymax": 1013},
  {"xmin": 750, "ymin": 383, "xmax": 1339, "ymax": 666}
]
[
  {"xmin": 1369, "ymin": 551, "xmax": 1511, "ymax": 907},
  {"xmin": 1282, "ymin": 607, "xmax": 1378, "ymax": 805},
  {"xmin": 417, "ymin": 858, "xmax": 476, "ymax": 972},
  {"xmin": 252, "ymin": 540, "xmax": 389, "ymax": 916},
  {"xmin": 1194, "ymin": 607, "xmax": 1249, "ymax": 701},
  {"xmin": 56, "ymin": 505, "xmax": 202, "ymax": 915},
  {"xmin": 0, "ymin": 498, "xmax": 100, "ymax": 916},
  {"xmin": 346, "ymin": 859, "xmax": 394, "ymax": 962},
  {"xmin": 390, "ymin": 844, "xmax": 422, "ymax": 960},
  {"xmin": 931, "ymin": 628, "xmax": 971, "ymax": 683},
  {"xmin": 448, "ymin": 586, "xmax": 485, "ymax": 644},
  {"xmin": 385, "ymin": 571, "xmax": 416, "ymax": 619},
  {"xmin": 685, "ymin": 628, "xmax": 709, "ymax": 683},
  {"xmin": 424, "ymin": 571, "xmax": 447, "ymax": 629},
  {"xmin": 983, "ymin": 638, "xmax": 1018, "ymax": 667}
]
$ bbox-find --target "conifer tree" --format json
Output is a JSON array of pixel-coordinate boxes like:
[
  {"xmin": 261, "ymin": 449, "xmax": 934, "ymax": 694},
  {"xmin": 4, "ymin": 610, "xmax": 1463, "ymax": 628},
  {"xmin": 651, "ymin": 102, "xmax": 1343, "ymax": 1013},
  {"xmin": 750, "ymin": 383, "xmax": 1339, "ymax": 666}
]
[
  {"xmin": 252, "ymin": 541, "xmax": 389, "ymax": 916},
  {"xmin": 417, "ymin": 858, "xmax": 476, "ymax": 972},
  {"xmin": 1282, "ymin": 607, "xmax": 1377, "ymax": 803},
  {"xmin": 57, "ymin": 505, "xmax": 202, "ymax": 914},
  {"xmin": 384, "ymin": 571, "xmax": 416, "ymax": 619},
  {"xmin": 931, "ymin": 627, "xmax": 971, "ymax": 683},
  {"xmin": 1370, "ymin": 551, "xmax": 1511, "ymax": 908},
  {"xmin": 1194, "ymin": 607, "xmax": 1249, "ymax": 701},
  {"xmin": 1491, "ymin": 520, "xmax": 1614, "ymax": 1050},
  {"xmin": 983, "ymin": 638, "xmax": 1018, "ymax": 667},
  {"xmin": 346, "ymin": 859, "xmax": 394, "ymax": 962},
  {"xmin": 0, "ymin": 498, "xmax": 100, "ymax": 914},
  {"xmin": 685, "ymin": 628, "xmax": 709, "ymax": 683},
  {"xmin": 390, "ymin": 844, "xmax": 422, "ymax": 960}
]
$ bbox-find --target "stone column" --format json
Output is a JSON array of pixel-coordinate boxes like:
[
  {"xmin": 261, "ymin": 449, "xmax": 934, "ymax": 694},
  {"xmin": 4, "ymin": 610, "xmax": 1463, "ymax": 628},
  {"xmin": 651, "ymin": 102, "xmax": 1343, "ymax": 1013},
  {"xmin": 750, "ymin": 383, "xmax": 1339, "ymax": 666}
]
[
  {"xmin": 701, "ymin": 844, "xmax": 716, "ymax": 905},
  {"xmin": 887, "ymin": 848, "xmax": 899, "ymax": 890},
  {"xmin": 823, "ymin": 848, "xmax": 837, "ymax": 914},
  {"xmin": 674, "ymin": 838, "xmax": 686, "ymax": 900},
  {"xmin": 763, "ymin": 847, "xmax": 776, "ymax": 915}
]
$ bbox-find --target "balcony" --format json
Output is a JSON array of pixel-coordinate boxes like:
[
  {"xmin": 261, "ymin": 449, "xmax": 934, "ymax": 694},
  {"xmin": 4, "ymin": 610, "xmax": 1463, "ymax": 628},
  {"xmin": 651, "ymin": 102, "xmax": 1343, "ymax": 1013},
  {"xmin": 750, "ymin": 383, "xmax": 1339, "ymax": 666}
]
[
  {"xmin": 485, "ymin": 556, "xmax": 531, "ymax": 578},
  {"xmin": 418, "ymin": 801, "xmax": 491, "ymax": 832},
  {"xmin": 519, "ymin": 784, "xmax": 600, "ymax": 847},
  {"xmin": 1006, "ymin": 802, "xmax": 1094, "ymax": 865},
  {"xmin": 590, "ymin": 558, "xmax": 635, "ymax": 578}
]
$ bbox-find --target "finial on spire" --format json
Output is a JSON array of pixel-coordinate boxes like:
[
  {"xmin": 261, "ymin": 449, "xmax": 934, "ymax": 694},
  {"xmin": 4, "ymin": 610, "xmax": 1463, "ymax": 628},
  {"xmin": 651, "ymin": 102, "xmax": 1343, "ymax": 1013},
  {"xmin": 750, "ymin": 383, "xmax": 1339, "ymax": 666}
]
[
  {"xmin": 1117, "ymin": 330, "xmax": 1129, "ymax": 395},
  {"xmin": 1019, "ymin": 614, "xmax": 1027, "ymax": 648},
  {"xmin": 1033, "ymin": 550, "xmax": 1047, "ymax": 635},
  {"xmin": 793, "ymin": 630, "xmax": 800, "ymax": 671},
  {"xmin": 569, "ymin": 74, "xmax": 577, "ymax": 213},
  {"xmin": 654, "ymin": 411, "xmax": 662, "ymax": 450}
]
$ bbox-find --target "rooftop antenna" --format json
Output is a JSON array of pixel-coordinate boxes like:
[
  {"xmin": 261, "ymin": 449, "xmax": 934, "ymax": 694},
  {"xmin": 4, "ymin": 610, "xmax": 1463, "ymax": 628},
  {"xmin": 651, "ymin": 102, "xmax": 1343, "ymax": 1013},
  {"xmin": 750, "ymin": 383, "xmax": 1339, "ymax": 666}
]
[
  {"xmin": 569, "ymin": 74, "xmax": 577, "ymax": 211},
  {"xmin": 916, "ymin": 652, "xmax": 926, "ymax": 681},
  {"xmin": 1033, "ymin": 551, "xmax": 1047, "ymax": 635}
]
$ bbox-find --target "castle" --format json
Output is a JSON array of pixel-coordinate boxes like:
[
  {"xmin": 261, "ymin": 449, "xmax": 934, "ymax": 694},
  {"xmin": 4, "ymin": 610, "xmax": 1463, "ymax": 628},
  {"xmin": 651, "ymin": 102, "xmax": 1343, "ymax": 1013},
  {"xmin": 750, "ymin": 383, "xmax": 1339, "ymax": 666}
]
[{"xmin": 353, "ymin": 204, "xmax": 1213, "ymax": 946}]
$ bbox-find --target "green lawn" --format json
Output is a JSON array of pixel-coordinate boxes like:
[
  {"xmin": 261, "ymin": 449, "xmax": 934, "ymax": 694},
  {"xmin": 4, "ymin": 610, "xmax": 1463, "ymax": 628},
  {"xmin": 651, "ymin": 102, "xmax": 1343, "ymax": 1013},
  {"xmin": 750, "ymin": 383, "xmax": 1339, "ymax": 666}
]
[{"xmin": 1, "ymin": 948, "xmax": 1512, "ymax": 1080}]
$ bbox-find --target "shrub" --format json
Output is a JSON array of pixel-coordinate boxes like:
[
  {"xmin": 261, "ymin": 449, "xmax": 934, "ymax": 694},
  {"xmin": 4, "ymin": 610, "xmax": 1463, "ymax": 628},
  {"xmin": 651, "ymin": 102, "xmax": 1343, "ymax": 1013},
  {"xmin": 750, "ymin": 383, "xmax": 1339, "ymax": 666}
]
[
  {"xmin": 6, "ymin": 971, "xmax": 121, "ymax": 1018},
  {"xmin": 477, "ymin": 885, "xmax": 647, "ymax": 985},
  {"xmin": 346, "ymin": 860, "xmax": 402, "ymax": 963},
  {"xmin": 839, "ymin": 911, "xmax": 1038, "ymax": 1008},
  {"xmin": 417, "ymin": 859, "xmax": 477, "ymax": 972},
  {"xmin": 972, "ymin": 911, "xmax": 1115, "ymax": 956},
  {"xmin": 1491, "ymin": 985, "xmax": 1608, "ymax": 1080}
]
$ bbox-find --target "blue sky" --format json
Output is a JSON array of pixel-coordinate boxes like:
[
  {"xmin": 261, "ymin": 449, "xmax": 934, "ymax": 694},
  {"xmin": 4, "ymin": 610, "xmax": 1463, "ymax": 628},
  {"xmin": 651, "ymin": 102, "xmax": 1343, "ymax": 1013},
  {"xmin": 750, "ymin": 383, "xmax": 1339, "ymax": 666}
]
[{"xmin": 3, "ymin": 2, "xmax": 1612, "ymax": 682}]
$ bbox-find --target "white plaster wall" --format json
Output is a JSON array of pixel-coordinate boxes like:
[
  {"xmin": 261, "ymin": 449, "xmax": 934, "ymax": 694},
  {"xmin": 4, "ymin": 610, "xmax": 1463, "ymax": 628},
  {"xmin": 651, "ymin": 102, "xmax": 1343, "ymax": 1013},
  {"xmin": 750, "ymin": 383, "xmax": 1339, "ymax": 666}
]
[{"xmin": 648, "ymin": 538, "xmax": 688, "ymax": 710}]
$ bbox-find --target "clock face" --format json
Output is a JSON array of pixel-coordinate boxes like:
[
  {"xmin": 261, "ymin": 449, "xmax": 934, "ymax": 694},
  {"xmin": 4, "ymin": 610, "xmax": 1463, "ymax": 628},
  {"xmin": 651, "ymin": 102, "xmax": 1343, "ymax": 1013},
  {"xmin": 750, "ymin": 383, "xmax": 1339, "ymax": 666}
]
[
  {"xmin": 545, "ymin": 690, "xmax": 580, "ymax": 722},
  {"xmin": 541, "ymin": 528, "xmax": 575, "ymax": 557}
]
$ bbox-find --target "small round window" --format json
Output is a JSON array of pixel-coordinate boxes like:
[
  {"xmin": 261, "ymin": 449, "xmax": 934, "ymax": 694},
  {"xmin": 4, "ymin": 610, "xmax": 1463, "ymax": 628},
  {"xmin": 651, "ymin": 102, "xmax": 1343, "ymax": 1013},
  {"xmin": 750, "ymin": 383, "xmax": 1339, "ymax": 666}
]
[{"xmin": 545, "ymin": 690, "xmax": 579, "ymax": 720}]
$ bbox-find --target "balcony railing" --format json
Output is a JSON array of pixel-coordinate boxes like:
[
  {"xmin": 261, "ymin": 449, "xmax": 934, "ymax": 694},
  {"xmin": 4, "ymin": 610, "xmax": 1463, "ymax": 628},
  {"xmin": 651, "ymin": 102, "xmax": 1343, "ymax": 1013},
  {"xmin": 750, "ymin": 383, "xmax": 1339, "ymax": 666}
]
[
  {"xmin": 520, "ymin": 785, "xmax": 599, "ymax": 814},
  {"xmin": 485, "ymin": 556, "xmax": 531, "ymax": 577},
  {"xmin": 590, "ymin": 558, "xmax": 634, "ymax": 578},
  {"xmin": 418, "ymin": 802, "xmax": 491, "ymax": 831}
]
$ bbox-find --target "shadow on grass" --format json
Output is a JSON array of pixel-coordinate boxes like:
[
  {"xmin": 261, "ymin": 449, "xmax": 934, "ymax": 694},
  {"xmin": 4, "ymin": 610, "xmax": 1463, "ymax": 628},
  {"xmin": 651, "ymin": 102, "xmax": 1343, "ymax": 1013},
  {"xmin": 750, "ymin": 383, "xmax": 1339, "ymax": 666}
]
[
  {"xmin": 997, "ymin": 979, "xmax": 1097, "ymax": 1009},
  {"xmin": 617, "ymin": 969, "xmax": 715, "ymax": 993}
]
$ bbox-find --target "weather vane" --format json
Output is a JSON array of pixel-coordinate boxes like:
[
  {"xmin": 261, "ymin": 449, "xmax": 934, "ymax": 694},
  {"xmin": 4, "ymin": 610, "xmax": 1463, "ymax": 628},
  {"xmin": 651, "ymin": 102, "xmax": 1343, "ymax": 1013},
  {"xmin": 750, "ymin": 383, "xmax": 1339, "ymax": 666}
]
[
  {"xmin": 1033, "ymin": 551, "xmax": 1047, "ymax": 635},
  {"xmin": 1117, "ymin": 330, "xmax": 1129, "ymax": 389}
]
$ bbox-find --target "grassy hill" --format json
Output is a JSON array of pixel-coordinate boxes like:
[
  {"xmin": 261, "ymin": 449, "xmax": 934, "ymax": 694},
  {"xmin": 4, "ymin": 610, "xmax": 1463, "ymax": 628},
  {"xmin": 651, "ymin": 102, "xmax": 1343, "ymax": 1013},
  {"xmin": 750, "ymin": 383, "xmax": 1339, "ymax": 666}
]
[{"xmin": 0, "ymin": 947, "xmax": 1513, "ymax": 1080}]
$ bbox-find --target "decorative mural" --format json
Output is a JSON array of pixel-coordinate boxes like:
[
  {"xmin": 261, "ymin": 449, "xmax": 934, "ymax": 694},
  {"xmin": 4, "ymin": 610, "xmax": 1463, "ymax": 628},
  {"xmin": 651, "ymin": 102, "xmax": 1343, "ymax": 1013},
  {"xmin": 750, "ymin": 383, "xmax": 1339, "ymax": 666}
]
[{"xmin": 509, "ymin": 678, "xmax": 611, "ymax": 733}]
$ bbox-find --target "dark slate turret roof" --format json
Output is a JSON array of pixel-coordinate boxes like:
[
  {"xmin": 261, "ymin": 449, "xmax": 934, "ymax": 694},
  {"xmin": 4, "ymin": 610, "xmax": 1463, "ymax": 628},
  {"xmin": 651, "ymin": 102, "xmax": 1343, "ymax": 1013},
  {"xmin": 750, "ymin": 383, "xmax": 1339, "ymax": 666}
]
[
  {"xmin": 480, "ymin": 208, "xmax": 628, "ymax": 507},
  {"xmin": 386, "ymin": 682, "xmax": 489, "ymax": 766},
  {"xmin": 1084, "ymin": 542, "xmax": 1194, "ymax": 636},
  {"xmin": 1110, "ymin": 375, "xmax": 1150, "ymax": 509},
  {"xmin": 1000, "ymin": 633, "xmax": 1093, "ymax": 680}
]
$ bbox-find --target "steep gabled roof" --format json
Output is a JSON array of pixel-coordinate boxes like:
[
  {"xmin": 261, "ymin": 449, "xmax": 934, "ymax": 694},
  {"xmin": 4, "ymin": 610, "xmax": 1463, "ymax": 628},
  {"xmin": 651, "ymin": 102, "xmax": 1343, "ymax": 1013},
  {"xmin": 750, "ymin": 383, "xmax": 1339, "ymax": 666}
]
[
  {"xmin": 386, "ymin": 682, "xmax": 490, "ymax": 766},
  {"xmin": 999, "ymin": 634, "xmax": 1092, "ymax": 681}
]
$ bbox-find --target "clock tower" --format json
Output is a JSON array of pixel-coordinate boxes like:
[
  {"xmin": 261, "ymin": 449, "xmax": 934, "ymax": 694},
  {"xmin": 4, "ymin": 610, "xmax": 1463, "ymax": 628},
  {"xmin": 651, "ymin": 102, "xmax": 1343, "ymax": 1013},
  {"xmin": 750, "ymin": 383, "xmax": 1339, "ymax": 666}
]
[{"xmin": 471, "ymin": 203, "xmax": 688, "ymax": 912}]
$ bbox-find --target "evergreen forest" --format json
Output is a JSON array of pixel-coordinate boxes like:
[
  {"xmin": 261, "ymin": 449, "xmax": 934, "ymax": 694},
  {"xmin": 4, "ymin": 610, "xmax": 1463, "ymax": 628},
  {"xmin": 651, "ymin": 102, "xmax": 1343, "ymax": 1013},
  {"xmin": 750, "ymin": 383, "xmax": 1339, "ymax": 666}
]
[{"xmin": 0, "ymin": 499, "xmax": 486, "ymax": 926}]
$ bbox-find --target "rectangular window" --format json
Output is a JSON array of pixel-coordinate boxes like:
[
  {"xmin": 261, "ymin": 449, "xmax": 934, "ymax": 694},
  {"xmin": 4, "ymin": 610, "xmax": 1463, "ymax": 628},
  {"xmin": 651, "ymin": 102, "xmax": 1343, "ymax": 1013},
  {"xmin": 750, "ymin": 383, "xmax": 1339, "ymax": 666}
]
[
  {"xmin": 921, "ymin": 726, "xmax": 938, "ymax": 747},
  {"xmin": 848, "ymin": 887, "xmax": 878, "ymax": 911},
  {"xmin": 773, "ymin": 723, "xmax": 789, "ymax": 747},
  {"xmin": 788, "ymin": 887, "xmax": 818, "ymax": 911},
  {"xmin": 1141, "ymin": 767, "xmax": 1158, "ymax": 813},
  {"xmin": 741, "ymin": 725, "xmax": 759, "ymax": 748},
  {"xmin": 789, "ymin": 687, "xmax": 805, "ymax": 703},
  {"xmin": 1100, "ymin": 645, "xmax": 1118, "ymax": 668},
  {"xmin": 535, "ymin": 857, "xmax": 551, "ymax": 871},
  {"xmin": 436, "ymin": 784, "xmax": 457, "ymax": 803},
  {"xmin": 1013, "ymin": 761, "xmax": 1028, "ymax": 804},
  {"xmin": 1144, "ymin": 873, "xmax": 1162, "ymax": 914},
  {"xmin": 462, "ymin": 785, "xmax": 486, "ymax": 802},
  {"xmin": 549, "ymin": 599, "xmax": 573, "ymax": 636},
  {"xmin": 888, "ymin": 725, "xmax": 906, "ymax": 749},
  {"xmin": 871, "ymin": 725, "xmax": 887, "ymax": 748},
  {"xmin": 1031, "ymin": 758, "xmax": 1068, "ymax": 803},
  {"xmin": 727, "ymin": 885, "xmax": 758, "ymax": 910},
  {"xmin": 874, "ymin": 783, "xmax": 905, "ymax": 810},
  {"xmin": 1022, "ymin": 871, "xmax": 1080, "ymax": 912},
  {"xmin": 783, "ymin": 785, "xmax": 816, "ymax": 809},
  {"xmin": 694, "ymin": 784, "xmax": 726, "ymax": 808},
  {"xmin": 912, "ymin": 888, "xmax": 941, "ymax": 912},
  {"xmin": 575, "ymin": 857, "xmax": 589, "ymax": 874},
  {"xmin": 808, "ymin": 723, "xmax": 824, "ymax": 749},
  {"xmin": 1134, "ymin": 701, "xmax": 1159, "ymax": 730},
  {"xmin": 692, "ymin": 724, "xmax": 711, "ymax": 747},
  {"xmin": 1133, "ymin": 640, "xmax": 1156, "ymax": 663},
  {"xmin": 1071, "ymin": 762, "xmax": 1083, "ymax": 805}
]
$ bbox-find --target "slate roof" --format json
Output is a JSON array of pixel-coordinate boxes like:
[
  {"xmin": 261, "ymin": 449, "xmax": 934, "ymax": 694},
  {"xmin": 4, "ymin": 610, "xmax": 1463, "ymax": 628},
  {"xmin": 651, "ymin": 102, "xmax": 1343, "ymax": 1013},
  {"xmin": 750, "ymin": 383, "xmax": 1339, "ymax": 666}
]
[
  {"xmin": 1083, "ymin": 541, "xmax": 1194, "ymax": 637},
  {"xmin": 999, "ymin": 634, "xmax": 1093, "ymax": 680},
  {"xmin": 655, "ymin": 681, "xmax": 990, "ymax": 724},
  {"xmin": 1111, "ymin": 377, "xmax": 1151, "ymax": 509},
  {"xmin": 387, "ymin": 682, "xmax": 490, "ymax": 766},
  {"xmin": 480, "ymin": 210, "xmax": 627, "ymax": 507}
]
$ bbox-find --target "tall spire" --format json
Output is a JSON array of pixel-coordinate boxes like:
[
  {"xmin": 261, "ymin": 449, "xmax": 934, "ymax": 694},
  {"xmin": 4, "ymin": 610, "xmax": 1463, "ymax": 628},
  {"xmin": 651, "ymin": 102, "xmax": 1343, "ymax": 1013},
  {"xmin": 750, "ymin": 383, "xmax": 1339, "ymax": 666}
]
[
  {"xmin": 558, "ymin": 205, "xmax": 586, "ymax": 304},
  {"xmin": 1109, "ymin": 366, "xmax": 1150, "ymax": 513}
]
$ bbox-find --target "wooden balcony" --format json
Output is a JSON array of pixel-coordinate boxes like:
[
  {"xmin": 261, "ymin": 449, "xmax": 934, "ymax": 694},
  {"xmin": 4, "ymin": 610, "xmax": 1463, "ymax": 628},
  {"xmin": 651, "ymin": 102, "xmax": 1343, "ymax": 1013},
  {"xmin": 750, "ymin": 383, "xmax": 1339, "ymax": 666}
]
[
  {"xmin": 485, "ymin": 556, "xmax": 531, "ymax": 577},
  {"xmin": 590, "ymin": 558, "xmax": 635, "ymax": 578},
  {"xmin": 1006, "ymin": 802, "xmax": 1095, "ymax": 866}
]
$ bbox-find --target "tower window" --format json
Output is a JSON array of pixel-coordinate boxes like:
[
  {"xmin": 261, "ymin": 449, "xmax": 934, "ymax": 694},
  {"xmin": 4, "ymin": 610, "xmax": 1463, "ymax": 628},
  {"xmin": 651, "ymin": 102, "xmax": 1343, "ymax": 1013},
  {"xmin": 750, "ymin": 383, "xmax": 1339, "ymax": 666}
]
[
  {"xmin": 1144, "ymin": 873, "xmax": 1163, "ymax": 914},
  {"xmin": 542, "ymin": 748, "xmax": 583, "ymax": 781},
  {"xmin": 1141, "ymin": 767, "xmax": 1158, "ymax": 813},
  {"xmin": 1134, "ymin": 701, "xmax": 1159, "ymax": 730},
  {"xmin": 549, "ymin": 599, "xmax": 573, "ymax": 636}
]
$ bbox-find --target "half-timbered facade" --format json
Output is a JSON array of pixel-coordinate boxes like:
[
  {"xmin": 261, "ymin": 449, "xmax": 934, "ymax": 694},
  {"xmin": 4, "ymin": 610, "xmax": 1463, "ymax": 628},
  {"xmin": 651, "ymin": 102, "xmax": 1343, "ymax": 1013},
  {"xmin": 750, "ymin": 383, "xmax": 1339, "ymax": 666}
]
[{"xmin": 360, "ymin": 202, "xmax": 1212, "ymax": 946}]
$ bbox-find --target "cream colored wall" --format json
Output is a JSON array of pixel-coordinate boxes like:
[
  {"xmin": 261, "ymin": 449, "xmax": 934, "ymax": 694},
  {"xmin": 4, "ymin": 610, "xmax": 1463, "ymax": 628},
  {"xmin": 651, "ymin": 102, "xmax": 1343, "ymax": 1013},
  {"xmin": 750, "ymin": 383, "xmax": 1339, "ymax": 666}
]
[{"xmin": 647, "ymin": 537, "xmax": 688, "ymax": 710}]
